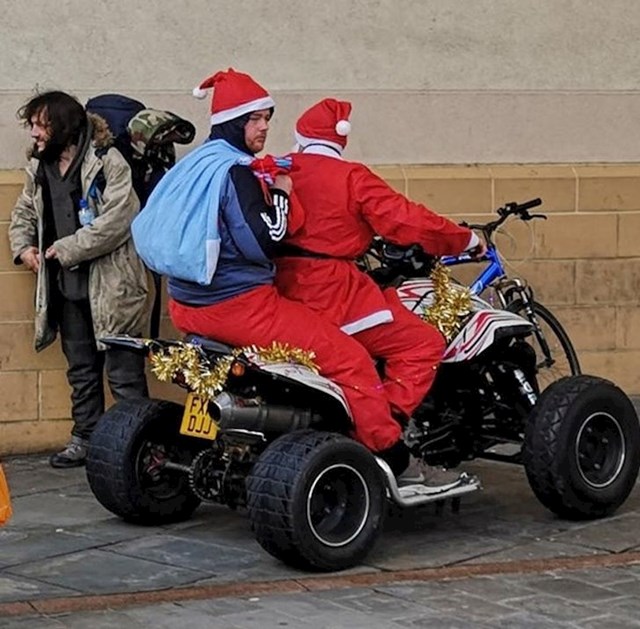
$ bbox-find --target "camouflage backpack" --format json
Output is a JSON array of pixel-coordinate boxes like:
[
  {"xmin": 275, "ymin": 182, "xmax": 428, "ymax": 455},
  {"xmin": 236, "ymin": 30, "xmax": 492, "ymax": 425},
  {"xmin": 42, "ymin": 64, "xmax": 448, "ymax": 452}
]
[
  {"xmin": 86, "ymin": 94, "xmax": 196, "ymax": 205},
  {"xmin": 85, "ymin": 94, "xmax": 196, "ymax": 337}
]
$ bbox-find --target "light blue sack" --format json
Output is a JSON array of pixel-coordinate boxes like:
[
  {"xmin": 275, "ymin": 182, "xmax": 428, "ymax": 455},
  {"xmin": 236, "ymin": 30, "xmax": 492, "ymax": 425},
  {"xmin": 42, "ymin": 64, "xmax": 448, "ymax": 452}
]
[{"xmin": 131, "ymin": 140, "xmax": 251, "ymax": 285}]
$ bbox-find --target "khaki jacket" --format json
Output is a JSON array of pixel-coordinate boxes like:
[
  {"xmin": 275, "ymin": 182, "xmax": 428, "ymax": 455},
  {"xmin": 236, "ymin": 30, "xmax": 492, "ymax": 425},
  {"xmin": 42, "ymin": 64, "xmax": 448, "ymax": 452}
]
[{"xmin": 8, "ymin": 115, "xmax": 149, "ymax": 351}]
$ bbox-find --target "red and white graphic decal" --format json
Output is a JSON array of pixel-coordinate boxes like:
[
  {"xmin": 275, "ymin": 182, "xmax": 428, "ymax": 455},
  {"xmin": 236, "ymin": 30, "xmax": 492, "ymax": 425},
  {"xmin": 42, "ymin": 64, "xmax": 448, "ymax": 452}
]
[{"xmin": 442, "ymin": 310, "xmax": 532, "ymax": 362}]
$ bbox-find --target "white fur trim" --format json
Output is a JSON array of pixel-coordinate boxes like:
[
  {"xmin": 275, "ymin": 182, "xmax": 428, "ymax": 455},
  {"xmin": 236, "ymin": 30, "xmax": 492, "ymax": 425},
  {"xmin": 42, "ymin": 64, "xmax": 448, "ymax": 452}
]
[
  {"xmin": 465, "ymin": 232, "xmax": 480, "ymax": 251},
  {"xmin": 335, "ymin": 120, "xmax": 351, "ymax": 136},
  {"xmin": 340, "ymin": 310, "xmax": 394, "ymax": 335},
  {"xmin": 210, "ymin": 96, "xmax": 275, "ymax": 125},
  {"xmin": 299, "ymin": 143, "xmax": 344, "ymax": 159},
  {"xmin": 295, "ymin": 131, "xmax": 344, "ymax": 154},
  {"xmin": 193, "ymin": 87, "xmax": 208, "ymax": 99}
]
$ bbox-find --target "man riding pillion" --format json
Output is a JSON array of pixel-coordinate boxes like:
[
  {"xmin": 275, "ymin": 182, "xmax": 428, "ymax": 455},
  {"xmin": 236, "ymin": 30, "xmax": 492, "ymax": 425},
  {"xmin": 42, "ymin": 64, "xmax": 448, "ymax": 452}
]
[
  {"xmin": 131, "ymin": 69, "xmax": 410, "ymax": 467},
  {"xmin": 275, "ymin": 98, "xmax": 487, "ymax": 487}
]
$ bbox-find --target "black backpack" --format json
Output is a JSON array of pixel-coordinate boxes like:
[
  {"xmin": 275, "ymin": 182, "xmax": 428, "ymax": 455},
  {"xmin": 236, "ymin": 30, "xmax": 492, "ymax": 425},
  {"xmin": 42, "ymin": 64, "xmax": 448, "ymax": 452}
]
[{"xmin": 85, "ymin": 93, "xmax": 196, "ymax": 336}]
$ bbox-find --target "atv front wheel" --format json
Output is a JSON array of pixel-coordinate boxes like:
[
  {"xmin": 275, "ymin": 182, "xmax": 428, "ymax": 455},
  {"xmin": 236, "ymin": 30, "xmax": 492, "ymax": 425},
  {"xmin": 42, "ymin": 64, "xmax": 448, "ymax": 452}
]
[
  {"xmin": 246, "ymin": 430, "xmax": 386, "ymax": 571},
  {"xmin": 523, "ymin": 375, "xmax": 640, "ymax": 519},
  {"xmin": 86, "ymin": 399, "xmax": 203, "ymax": 524}
]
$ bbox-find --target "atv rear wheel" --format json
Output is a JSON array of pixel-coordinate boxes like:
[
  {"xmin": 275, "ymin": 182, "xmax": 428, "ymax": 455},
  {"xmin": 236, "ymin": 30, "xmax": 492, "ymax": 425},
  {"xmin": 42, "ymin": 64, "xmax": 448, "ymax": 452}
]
[
  {"xmin": 246, "ymin": 430, "xmax": 386, "ymax": 571},
  {"xmin": 523, "ymin": 375, "xmax": 640, "ymax": 519},
  {"xmin": 86, "ymin": 398, "xmax": 203, "ymax": 524}
]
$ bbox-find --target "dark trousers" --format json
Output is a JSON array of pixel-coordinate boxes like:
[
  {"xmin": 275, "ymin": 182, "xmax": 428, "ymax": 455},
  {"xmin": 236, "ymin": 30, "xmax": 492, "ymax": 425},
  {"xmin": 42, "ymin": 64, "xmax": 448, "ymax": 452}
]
[{"xmin": 52, "ymin": 293, "xmax": 149, "ymax": 440}]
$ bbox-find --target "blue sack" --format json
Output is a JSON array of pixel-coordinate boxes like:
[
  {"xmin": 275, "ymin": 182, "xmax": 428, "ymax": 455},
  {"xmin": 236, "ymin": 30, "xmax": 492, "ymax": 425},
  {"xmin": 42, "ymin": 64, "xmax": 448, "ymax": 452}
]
[{"xmin": 131, "ymin": 140, "xmax": 251, "ymax": 285}]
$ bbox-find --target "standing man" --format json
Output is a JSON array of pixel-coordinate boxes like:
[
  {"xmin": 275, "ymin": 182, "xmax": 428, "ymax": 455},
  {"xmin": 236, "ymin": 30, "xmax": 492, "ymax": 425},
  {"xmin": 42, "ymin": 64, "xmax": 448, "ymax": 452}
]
[
  {"xmin": 9, "ymin": 91, "xmax": 149, "ymax": 468},
  {"xmin": 133, "ymin": 69, "xmax": 407, "ymax": 470},
  {"xmin": 275, "ymin": 98, "xmax": 486, "ymax": 485}
]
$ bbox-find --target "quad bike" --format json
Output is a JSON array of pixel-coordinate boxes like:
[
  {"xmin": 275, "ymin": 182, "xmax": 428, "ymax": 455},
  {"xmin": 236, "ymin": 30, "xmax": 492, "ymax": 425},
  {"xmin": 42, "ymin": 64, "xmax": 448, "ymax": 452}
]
[{"xmin": 86, "ymin": 255, "xmax": 640, "ymax": 572}]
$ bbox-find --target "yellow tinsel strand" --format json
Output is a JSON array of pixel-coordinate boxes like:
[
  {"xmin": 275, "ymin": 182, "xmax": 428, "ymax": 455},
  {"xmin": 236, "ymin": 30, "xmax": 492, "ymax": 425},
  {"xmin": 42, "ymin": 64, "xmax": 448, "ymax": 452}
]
[
  {"xmin": 149, "ymin": 340, "xmax": 319, "ymax": 403},
  {"xmin": 246, "ymin": 341, "xmax": 319, "ymax": 374},
  {"xmin": 150, "ymin": 344, "xmax": 235, "ymax": 400},
  {"xmin": 422, "ymin": 262, "xmax": 473, "ymax": 341}
]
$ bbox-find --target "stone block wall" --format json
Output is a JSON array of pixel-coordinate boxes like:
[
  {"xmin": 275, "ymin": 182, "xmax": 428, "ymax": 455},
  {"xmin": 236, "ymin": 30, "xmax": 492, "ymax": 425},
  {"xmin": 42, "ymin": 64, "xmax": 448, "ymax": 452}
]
[{"xmin": 0, "ymin": 164, "xmax": 638, "ymax": 455}]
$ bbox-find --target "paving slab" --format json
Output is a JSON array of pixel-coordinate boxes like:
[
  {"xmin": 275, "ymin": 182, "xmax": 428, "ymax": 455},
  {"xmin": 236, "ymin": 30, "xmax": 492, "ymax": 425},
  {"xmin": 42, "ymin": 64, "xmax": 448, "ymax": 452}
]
[
  {"xmin": 549, "ymin": 511, "xmax": 640, "ymax": 553},
  {"xmin": 517, "ymin": 574, "xmax": 626, "ymax": 602},
  {"xmin": 465, "ymin": 539, "xmax": 603, "ymax": 564},
  {"xmin": 5, "ymin": 548, "xmax": 207, "ymax": 594},
  {"xmin": 0, "ymin": 573, "xmax": 77, "ymax": 604},
  {"xmin": 0, "ymin": 529, "xmax": 106, "ymax": 570},
  {"xmin": 8, "ymin": 490, "xmax": 112, "ymax": 531}
]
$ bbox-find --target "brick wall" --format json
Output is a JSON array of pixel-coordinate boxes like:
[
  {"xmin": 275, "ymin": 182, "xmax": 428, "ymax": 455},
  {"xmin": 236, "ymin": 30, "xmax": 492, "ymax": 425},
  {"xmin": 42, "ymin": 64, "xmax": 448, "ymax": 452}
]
[{"xmin": 1, "ymin": 164, "xmax": 639, "ymax": 455}]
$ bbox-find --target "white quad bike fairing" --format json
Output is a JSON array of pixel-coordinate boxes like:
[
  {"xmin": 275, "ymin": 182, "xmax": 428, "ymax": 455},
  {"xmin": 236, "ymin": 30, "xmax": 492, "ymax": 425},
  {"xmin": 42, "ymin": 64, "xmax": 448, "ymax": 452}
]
[
  {"xmin": 396, "ymin": 278, "xmax": 533, "ymax": 362},
  {"xmin": 252, "ymin": 360, "xmax": 352, "ymax": 416}
]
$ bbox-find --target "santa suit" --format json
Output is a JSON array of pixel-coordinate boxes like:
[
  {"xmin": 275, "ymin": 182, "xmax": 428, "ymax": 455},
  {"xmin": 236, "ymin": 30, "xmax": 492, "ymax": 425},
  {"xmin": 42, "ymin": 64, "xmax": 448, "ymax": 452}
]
[{"xmin": 275, "ymin": 145, "xmax": 475, "ymax": 419}]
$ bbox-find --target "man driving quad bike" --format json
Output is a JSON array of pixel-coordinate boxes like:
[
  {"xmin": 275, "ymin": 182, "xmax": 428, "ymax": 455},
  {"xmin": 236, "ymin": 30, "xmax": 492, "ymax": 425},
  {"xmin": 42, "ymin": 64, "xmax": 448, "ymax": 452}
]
[{"xmin": 275, "ymin": 97, "xmax": 487, "ymax": 486}]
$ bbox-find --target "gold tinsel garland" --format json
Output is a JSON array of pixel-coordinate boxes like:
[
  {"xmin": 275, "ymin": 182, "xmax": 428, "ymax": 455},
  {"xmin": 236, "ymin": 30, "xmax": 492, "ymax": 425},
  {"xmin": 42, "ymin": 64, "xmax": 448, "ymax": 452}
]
[
  {"xmin": 422, "ymin": 262, "xmax": 473, "ymax": 341},
  {"xmin": 243, "ymin": 343, "xmax": 319, "ymax": 374},
  {"xmin": 149, "ymin": 341, "xmax": 318, "ymax": 402}
]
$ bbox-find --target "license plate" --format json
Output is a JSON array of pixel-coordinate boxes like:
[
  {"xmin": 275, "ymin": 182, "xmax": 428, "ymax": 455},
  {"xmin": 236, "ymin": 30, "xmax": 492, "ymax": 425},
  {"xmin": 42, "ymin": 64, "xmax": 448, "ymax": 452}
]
[{"xmin": 180, "ymin": 393, "xmax": 219, "ymax": 440}]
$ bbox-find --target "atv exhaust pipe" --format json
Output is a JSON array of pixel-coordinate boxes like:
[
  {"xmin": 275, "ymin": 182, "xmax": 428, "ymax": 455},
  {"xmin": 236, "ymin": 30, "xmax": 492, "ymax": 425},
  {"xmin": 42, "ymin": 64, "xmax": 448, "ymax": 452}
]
[{"xmin": 210, "ymin": 392, "xmax": 323, "ymax": 433}]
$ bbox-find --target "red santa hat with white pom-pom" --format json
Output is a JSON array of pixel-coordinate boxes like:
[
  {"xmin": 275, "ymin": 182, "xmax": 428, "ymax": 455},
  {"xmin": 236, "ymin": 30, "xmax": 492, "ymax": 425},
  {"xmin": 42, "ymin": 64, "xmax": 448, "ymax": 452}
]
[
  {"xmin": 192, "ymin": 68, "xmax": 275, "ymax": 125},
  {"xmin": 295, "ymin": 98, "xmax": 352, "ymax": 153}
]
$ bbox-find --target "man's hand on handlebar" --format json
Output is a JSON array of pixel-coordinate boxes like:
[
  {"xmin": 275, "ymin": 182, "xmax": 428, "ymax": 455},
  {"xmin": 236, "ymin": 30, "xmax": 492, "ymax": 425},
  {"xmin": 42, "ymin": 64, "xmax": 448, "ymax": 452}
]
[
  {"xmin": 467, "ymin": 240, "xmax": 487, "ymax": 260},
  {"xmin": 464, "ymin": 231, "xmax": 488, "ymax": 260}
]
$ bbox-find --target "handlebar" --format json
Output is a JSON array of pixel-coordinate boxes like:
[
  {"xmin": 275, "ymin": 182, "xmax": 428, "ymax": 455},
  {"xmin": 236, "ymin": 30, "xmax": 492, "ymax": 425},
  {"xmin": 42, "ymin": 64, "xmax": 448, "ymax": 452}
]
[
  {"xmin": 365, "ymin": 198, "xmax": 546, "ymax": 280},
  {"xmin": 511, "ymin": 197, "xmax": 543, "ymax": 213},
  {"xmin": 461, "ymin": 197, "xmax": 546, "ymax": 243}
]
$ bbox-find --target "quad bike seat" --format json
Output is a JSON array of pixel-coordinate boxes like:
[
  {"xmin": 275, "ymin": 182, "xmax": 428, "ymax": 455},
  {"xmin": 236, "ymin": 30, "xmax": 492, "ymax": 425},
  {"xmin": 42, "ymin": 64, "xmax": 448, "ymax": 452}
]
[{"xmin": 184, "ymin": 334, "xmax": 234, "ymax": 355}]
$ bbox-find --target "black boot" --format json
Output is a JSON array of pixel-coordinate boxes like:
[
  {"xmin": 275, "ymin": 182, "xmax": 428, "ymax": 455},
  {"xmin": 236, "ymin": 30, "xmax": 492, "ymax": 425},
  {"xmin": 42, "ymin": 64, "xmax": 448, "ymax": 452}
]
[
  {"xmin": 376, "ymin": 439, "xmax": 410, "ymax": 477},
  {"xmin": 49, "ymin": 435, "xmax": 89, "ymax": 468}
]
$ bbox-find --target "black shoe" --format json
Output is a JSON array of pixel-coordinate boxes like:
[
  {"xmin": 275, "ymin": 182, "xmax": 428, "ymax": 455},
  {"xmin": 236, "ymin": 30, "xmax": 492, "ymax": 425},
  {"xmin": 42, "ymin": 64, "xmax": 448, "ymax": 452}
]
[{"xmin": 49, "ymin": 436, "xmax": 88, "ymax": 468}]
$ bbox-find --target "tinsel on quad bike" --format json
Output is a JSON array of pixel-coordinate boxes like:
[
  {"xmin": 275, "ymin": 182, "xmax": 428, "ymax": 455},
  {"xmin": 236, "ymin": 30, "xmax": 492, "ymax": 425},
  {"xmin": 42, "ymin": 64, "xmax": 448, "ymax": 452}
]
[{"xmin": 85, "ymin": 258, "xmax": 640, "ymax": 572}]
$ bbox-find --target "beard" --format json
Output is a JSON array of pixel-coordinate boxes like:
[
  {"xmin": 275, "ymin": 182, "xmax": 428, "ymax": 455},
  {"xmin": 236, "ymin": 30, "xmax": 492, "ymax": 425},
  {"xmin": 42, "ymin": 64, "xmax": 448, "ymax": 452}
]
[{"xmin": 32, "ymin": 138, "xmax": 66, "ymax": 163}]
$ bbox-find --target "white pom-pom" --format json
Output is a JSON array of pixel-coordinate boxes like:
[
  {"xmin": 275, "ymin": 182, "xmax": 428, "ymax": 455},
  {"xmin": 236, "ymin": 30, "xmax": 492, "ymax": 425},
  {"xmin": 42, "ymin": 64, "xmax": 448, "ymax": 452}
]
[
  {"xmin": 192, "ymin": 87, "xmax": 208, "ymax": 99},
  {"xmin": 335, "ymin": 120, "xmax": 351, "ymax": 136}
]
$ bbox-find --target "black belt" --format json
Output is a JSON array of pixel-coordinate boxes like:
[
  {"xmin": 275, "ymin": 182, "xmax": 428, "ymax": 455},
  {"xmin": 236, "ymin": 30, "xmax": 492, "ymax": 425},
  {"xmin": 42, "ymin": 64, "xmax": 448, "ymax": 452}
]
[{"xmin": 276, "ymin": 243, "xmax": 351, "ymax": 261}]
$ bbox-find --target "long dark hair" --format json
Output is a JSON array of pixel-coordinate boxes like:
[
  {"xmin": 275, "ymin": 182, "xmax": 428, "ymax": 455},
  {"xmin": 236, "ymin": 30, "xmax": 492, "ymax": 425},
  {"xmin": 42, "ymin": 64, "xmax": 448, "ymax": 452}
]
[{"xmin": 18, "ymin": 91, "xmax": 87, "ymax": 161}]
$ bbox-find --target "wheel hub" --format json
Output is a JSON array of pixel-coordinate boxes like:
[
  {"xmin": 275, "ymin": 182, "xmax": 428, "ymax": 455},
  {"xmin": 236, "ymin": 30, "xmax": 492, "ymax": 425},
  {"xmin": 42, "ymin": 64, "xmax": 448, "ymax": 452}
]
[
  {"xmin": 575, "ymin": 411, "xmax": 626, "ymax": 489},
  {"xmin": 137, "ymin": 441, "xmax": 187, "ymax": 500},
  {"xmin": 306, "ymin": 464, "xmax": 370, "ymax": 548}
]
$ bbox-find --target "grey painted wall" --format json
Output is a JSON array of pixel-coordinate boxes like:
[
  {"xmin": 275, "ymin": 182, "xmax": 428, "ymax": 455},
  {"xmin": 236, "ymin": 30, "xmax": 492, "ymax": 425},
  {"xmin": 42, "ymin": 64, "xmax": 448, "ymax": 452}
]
[{"xmin": 2, "ymin": 0, "xmax": 640, "ymax": 166}]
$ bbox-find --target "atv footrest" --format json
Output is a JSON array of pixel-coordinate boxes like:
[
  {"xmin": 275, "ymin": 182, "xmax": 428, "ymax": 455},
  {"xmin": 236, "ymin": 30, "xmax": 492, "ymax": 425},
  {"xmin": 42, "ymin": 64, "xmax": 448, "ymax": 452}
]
[
  {"xmin": 395, "ymin": 473, "xmax": 481, "ymax": 507},
  {"xmin": 375, "ymin": 457, "xmax": 482, "ymax": 508}
]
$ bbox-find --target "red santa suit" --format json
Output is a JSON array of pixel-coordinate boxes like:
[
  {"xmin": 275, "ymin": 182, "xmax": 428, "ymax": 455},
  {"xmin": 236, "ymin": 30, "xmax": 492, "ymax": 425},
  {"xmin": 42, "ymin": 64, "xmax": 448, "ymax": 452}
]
[{"xmin": 275, "ymin": 99, "xmax": 477, "ymax": 419}]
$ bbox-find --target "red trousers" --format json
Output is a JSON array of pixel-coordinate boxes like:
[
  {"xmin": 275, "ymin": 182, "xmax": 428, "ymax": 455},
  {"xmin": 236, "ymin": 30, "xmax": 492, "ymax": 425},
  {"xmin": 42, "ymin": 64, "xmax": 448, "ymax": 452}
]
[
  {"xmin": 168, "ymin": 286, "xmax": 401, "ymax": 452},
  {"xmin": 276, "ymin": 261, "xmax": 446, "ymax": 419},
  {"xmin": 354, "ymin": 289, "xmax": 446, "ymax": 419}
]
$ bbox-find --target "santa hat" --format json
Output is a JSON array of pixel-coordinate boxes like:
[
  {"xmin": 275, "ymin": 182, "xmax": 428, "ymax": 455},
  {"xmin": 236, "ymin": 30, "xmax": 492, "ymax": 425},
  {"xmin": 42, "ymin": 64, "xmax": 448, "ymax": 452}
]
[
  {"xmin": 295, "ymin": 98, "xmax": 352, "ymax": 152},
  {"xmin": 192, "ymin": 68, "xmax": 275, "ymax": 126}
]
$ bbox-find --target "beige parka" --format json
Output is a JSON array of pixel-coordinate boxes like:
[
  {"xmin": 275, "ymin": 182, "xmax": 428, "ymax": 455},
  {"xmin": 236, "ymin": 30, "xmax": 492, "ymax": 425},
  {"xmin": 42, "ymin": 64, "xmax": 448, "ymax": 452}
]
[{"xmin": 8, "ymin": 114, "xmax": 149, "ymax": 352}]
